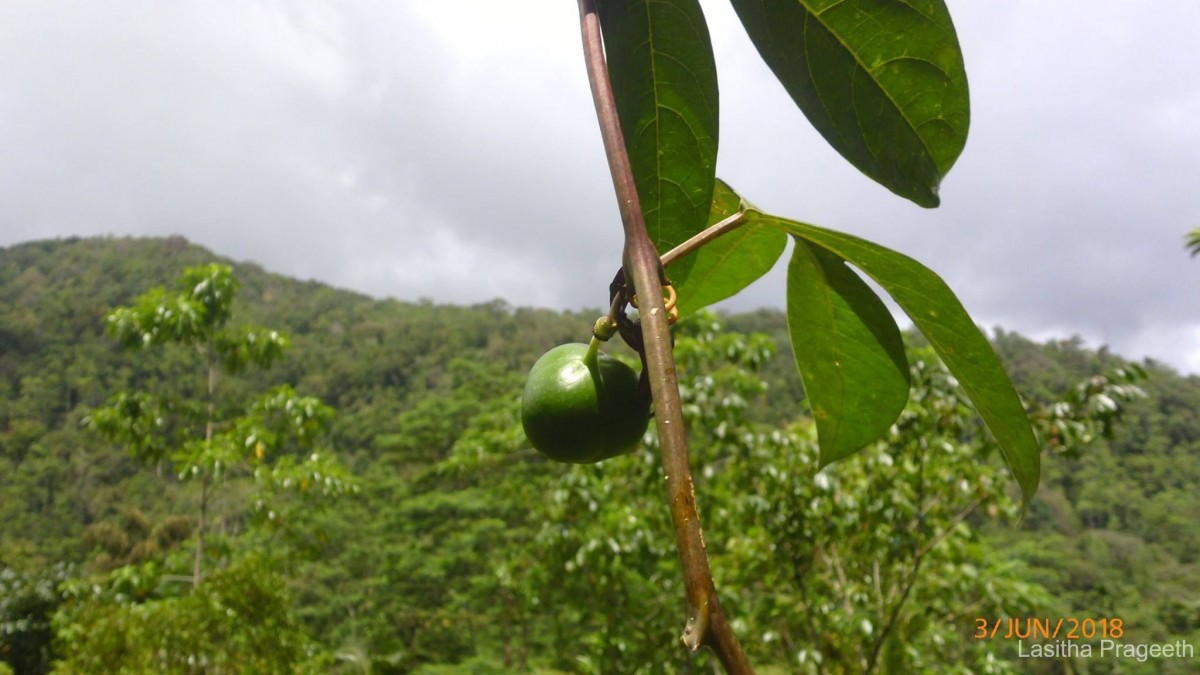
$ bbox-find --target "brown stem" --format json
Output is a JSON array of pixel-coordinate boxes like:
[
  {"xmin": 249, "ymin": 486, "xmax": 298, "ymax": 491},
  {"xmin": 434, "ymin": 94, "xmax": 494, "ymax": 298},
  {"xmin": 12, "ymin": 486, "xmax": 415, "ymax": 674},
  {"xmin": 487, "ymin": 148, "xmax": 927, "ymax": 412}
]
[
  {"xmin": 576, "ymin": 2, "xmax": 751, "ymax": 672},
  {"xmin": 194, "ymin": 475, "xmax": 208, "ymax": 589},
  {"xmin": 195, "ymin": 342, "xmax": 217, "ymax": 588}
]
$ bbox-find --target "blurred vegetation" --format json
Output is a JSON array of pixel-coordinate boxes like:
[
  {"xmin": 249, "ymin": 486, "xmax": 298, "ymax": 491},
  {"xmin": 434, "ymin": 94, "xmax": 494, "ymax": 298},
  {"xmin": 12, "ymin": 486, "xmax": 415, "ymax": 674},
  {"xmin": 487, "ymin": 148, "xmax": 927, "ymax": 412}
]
[{"xmin": 1, "ymin": 236, "xmax": 1198, "ymax": 673}]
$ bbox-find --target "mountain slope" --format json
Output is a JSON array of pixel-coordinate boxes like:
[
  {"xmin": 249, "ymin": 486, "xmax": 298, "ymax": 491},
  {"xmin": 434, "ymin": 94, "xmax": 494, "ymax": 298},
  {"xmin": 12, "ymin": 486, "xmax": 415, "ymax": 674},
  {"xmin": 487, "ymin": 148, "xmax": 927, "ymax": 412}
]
[{"xmin": 2, "ymin": 236, "xmax": 1198, "ymax": 672}]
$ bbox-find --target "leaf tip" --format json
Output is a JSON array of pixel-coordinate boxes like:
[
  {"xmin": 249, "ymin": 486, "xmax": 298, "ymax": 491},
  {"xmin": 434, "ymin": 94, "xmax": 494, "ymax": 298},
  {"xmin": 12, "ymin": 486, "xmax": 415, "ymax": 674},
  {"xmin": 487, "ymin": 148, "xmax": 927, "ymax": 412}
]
[
  {"xmin": 912, "ymin": 183, "xmax": 941, "ymax": 209},
  {"xmin": 1017, "ymin": 465, "xmax": 1040, "ymax": 513}
]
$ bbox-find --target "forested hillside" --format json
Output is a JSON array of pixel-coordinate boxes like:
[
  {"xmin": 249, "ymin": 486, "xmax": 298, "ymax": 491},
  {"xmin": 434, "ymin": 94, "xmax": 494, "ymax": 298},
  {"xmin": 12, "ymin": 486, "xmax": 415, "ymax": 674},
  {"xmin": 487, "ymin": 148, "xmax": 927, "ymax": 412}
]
[{"xmin": 2, "ymin": 237, "xmax": 1197, "ymax": 673}]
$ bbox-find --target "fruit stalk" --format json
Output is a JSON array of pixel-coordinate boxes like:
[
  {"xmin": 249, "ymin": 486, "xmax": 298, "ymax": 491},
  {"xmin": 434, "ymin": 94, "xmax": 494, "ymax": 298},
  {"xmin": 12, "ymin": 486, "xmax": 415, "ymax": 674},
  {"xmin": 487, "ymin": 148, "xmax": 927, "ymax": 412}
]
[
  {"xmin": 576, "ymin": 1, "xmax": 752, "ymax": 672},
  {"xmin": 584, "ymin": 335, "xmax": 601, "ymax": 369}
]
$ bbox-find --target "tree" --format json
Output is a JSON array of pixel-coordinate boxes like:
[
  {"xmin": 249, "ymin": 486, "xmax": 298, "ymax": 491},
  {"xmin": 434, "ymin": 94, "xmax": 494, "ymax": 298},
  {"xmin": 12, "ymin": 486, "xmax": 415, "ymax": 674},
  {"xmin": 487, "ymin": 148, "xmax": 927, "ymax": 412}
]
[
  {"xmin": 1186, "ymin": 228, "xmax": 1200, "ymax": 257},
  {"xmin": 86, "ymin": 264, "xmax": 352, "ymax": 585},
  {"xmin": 50, "ymin": 554, "xmax": 331, "ymax": 673},
  {"xmin": 549, "ymin": 1, "xmax": 1039, "ymax": 668},
  {"xmin": 52, "ymin": 263, "xmax": 355, "ymax": 669},
  {"xmin": 0, "ymin": 564, "xmax": 73, "ymax": 674}
]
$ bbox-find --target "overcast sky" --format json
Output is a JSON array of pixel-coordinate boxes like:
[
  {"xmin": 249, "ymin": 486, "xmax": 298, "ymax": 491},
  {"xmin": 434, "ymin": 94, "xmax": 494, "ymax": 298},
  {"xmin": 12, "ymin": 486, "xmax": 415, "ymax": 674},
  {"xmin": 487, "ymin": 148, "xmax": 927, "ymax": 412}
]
[{"xmin": 3, "ymin": 1, "xmax": 1199, "ymax": 374}]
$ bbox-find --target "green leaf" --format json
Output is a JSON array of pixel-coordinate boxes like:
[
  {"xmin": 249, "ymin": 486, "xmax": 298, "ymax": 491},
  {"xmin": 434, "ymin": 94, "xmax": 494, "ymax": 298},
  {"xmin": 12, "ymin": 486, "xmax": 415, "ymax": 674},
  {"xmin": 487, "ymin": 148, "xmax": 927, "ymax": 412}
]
[
  {"xmin": 753, "ymin": 209, "xmax": 1040, "ymax": 504},
  {"xmin": 216, "ymin": 327, "xmax": 290, "ymax": 374},
  {"xmin": 1186, "ymin": 227, "xmax": 1200, "ymax": 257},
  {"xmin": 787, "ymin": 238, "xmax": 909, "ymax": 464},
  {"xmin": 599, "ymin": 0, "xmax": 719, "ymax": 278},
  {"xmin": 178, "ymin": 263, "xmax": 239, "ymax": 328},
  {"xmin": 105, "ymin": 263, "xmax": 241, "ymax": 348},
  {"xmin": 670, "ymin": 180, "xmax": 787, "ymax": 318},
  {"xmin": 729, "ymin": 0, "xmax": 969, "ymax": 207}
]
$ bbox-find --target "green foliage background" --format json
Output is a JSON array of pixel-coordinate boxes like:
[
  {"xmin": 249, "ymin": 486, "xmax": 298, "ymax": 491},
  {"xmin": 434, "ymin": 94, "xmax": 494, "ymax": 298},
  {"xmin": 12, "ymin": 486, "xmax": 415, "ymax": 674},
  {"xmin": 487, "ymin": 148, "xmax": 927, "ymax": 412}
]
[{"xmin": 2, "ymin": 237, "xmax": 1198, "ymax": 673}]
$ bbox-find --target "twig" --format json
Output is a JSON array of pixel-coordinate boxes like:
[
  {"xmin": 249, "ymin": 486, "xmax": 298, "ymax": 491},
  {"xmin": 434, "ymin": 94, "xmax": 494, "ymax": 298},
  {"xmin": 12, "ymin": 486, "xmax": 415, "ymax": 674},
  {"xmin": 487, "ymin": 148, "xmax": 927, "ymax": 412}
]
[
  {"xmin": 864, "ymin": 495, "xmax": 988, "ymax": 672},
  {"xmin": 576, "ymin": 1, "xmax": 752, "ymax": 672},
  {"xmin": 915, "ymin": 494, "xmax": 988, "ymax": 560}
]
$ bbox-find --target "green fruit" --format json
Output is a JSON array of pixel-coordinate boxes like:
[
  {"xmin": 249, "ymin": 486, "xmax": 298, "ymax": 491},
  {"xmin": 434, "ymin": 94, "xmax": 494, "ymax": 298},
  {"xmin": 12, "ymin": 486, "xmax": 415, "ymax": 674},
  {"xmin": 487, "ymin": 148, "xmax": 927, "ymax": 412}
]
[{"xmin": 522, "ymin": 343, "xmax": 648, "ymax": 463}]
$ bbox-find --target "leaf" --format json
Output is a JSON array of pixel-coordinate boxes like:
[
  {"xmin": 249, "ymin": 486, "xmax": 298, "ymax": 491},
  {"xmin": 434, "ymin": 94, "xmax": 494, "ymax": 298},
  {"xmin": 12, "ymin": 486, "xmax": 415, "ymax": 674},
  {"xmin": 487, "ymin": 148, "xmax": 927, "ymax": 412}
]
[
  {"xmin": 1186, "ymin": 227, "xmax": 1200, "ymax": 257},
  {"xmin": 753, "ymin": 209, "xmax": 1040, "ymax": 504},
  {"xmin": 787, "ymin": 238, "xmax": 909, "ymax": 464},
  {"xmin": 729, "ymin": 0, "xmax": 969, "ymax": 207},
  {"xmin": 670, "ymin": 180, "xmax": 787, "ymax": 318},
  {"xmin": 599, "ymin": 0, "xmax": 719, "ymax": 279}
]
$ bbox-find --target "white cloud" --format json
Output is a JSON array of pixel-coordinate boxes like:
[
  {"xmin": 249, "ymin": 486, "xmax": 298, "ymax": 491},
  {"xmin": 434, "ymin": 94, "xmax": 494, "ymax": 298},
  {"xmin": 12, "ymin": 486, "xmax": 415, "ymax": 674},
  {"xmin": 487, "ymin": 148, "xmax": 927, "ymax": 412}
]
[{"xmin": 1, "ymin": 0, "xmax": 1198, "ymax": 373}]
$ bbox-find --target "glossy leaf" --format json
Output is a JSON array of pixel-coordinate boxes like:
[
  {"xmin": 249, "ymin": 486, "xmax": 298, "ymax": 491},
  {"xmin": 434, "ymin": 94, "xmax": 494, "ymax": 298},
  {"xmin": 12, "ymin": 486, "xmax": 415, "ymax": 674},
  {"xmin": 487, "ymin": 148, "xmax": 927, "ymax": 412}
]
[
  {"xmin": 599, "ymin": 0, "xmax": 719, "ymax": 278},
  {"xmin": 752, "ymin": 209, "xmax": 1040, "ymax": 504},
  {"xmin": 670, "ymin": 180, "xmax": 787, "ymax": 318},
  {"xmin": 787, "ymin": 238, "xmax": 909, "ymax": 464},
  {"xmin": 729, "ymin": 0, "xmax": 970, "ymax": 207}
]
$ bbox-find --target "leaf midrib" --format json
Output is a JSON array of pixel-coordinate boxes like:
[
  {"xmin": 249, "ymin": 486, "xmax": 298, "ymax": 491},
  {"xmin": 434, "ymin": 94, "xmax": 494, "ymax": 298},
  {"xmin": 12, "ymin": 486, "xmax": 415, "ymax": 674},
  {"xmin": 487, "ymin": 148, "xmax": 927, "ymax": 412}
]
[
  {"xmin": 797, "ymin": 240, "xmax": 846, "ymax": 450},
  {"xmin": 644, "ymin": 1, "xmax": 664, "ymax": 239},
  {"xmin": 798, "ymin": 0, "xmax": 943, "ymax": 165}
]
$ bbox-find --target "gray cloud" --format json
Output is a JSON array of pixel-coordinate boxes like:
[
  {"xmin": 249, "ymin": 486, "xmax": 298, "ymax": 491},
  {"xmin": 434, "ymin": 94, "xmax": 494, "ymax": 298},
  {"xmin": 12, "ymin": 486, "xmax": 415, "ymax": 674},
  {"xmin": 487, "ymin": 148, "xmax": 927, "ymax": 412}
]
[{"xmin": 2, "ymin": 0, "xmax": 1198, "ymax": 372}]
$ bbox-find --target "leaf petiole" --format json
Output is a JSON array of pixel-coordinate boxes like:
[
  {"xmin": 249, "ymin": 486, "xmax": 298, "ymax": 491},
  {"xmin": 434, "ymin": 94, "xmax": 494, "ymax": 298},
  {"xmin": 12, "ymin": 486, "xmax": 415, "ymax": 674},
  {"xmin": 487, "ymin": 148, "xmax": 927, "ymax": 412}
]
[{"xmin": 661, "ymin": 210, "xmax": 748, "ymax": 269}]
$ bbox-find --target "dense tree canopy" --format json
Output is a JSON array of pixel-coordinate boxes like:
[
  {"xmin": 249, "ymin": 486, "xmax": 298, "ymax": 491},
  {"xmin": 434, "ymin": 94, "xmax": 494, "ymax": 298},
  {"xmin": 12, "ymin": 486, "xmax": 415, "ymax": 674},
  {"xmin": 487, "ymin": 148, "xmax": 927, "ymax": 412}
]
[{"xmin": 1, "ymin": 237, "xmax": 1198, "ymax": 673}]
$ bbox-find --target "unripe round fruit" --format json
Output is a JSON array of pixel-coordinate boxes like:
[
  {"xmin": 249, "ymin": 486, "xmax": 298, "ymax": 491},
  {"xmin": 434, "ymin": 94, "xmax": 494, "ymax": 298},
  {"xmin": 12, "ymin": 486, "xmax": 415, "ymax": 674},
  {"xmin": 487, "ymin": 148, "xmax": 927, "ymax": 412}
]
[{"xmin": 521, "ymin": 343, "xmax": 648, "ymax": 463}]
